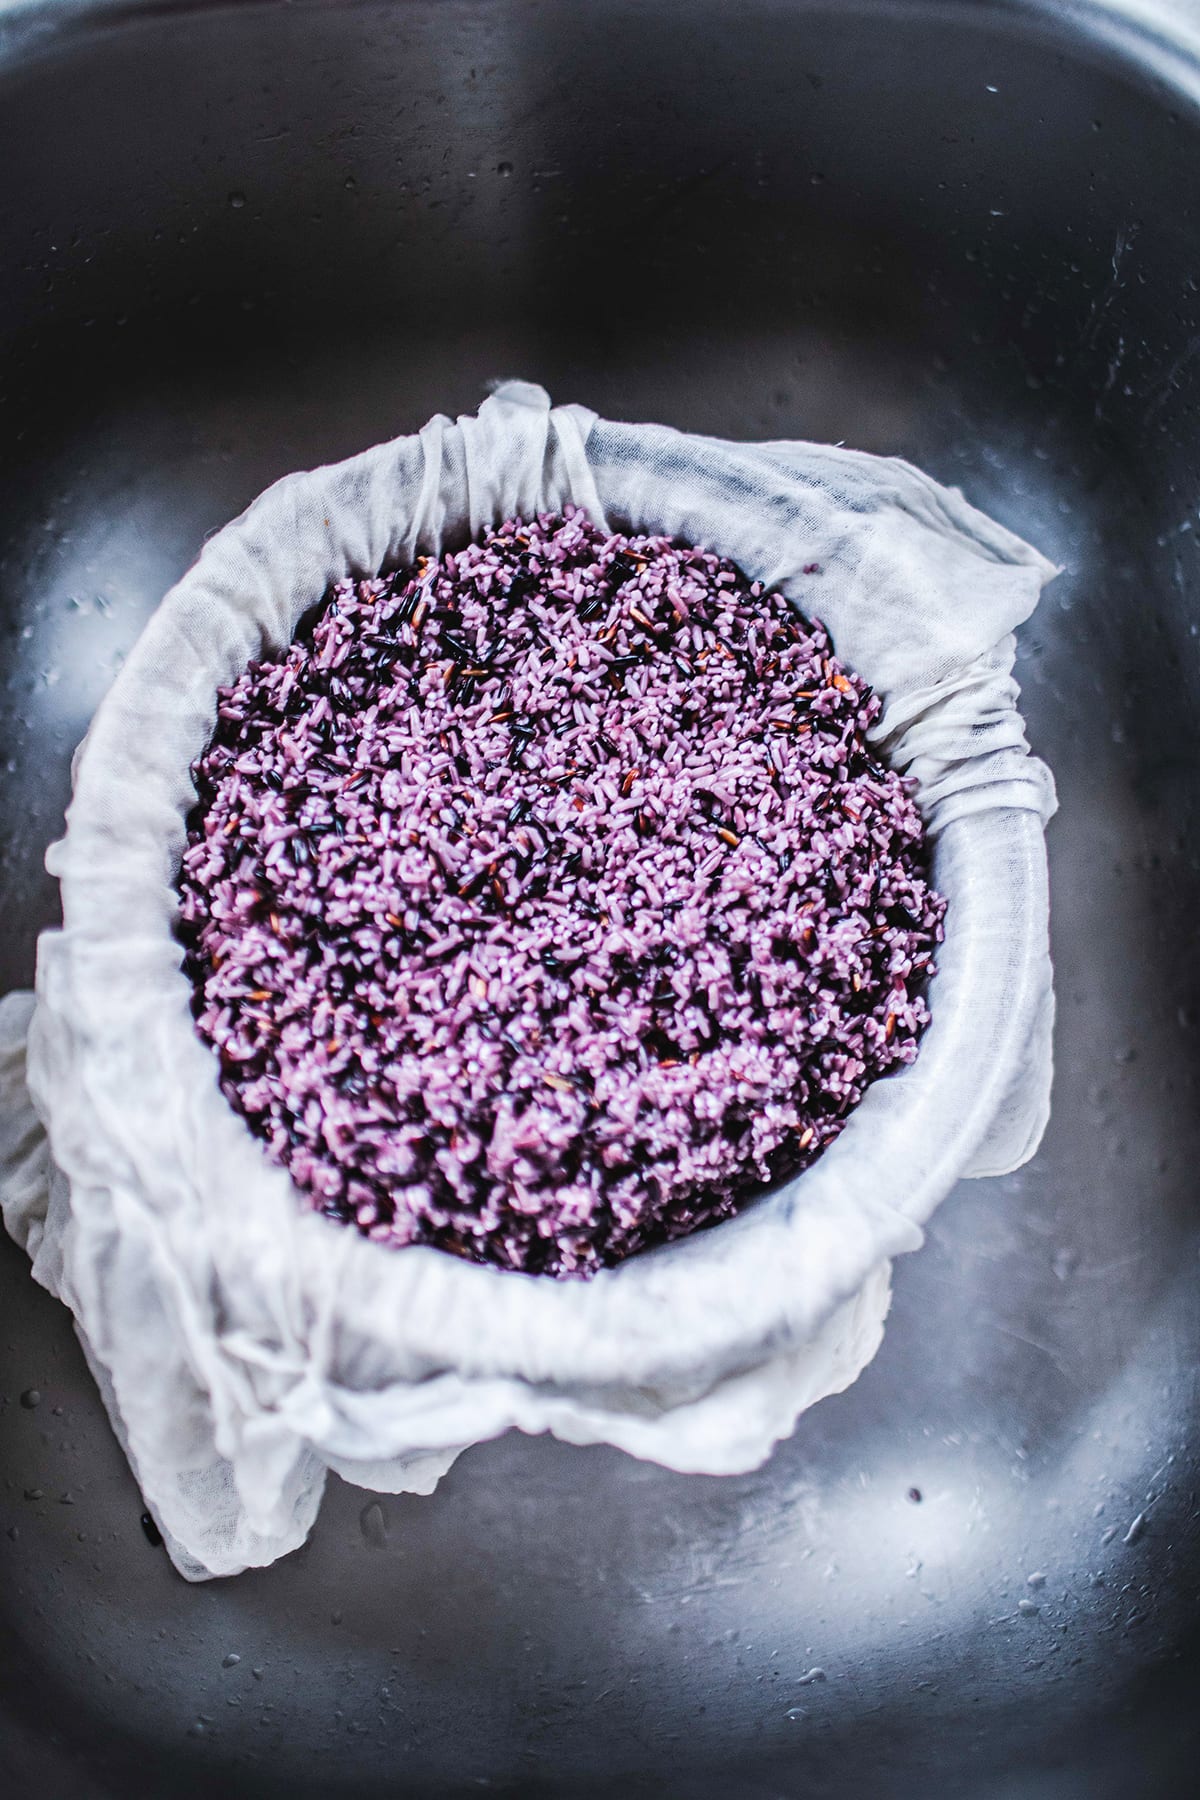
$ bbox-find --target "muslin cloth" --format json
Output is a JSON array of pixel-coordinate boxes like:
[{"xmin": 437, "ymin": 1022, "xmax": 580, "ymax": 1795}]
[{"xmin": 0, "ymin": 383, "xmax": 1056, "ymax": 1578}]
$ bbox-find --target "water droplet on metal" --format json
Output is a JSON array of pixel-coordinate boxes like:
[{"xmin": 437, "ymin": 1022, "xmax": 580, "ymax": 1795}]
[
  {"xmin": 228, "ymin": 192, "xmax": 246, "ymax": 210},
  {"xmin": 20, "ymin": 1388, "xmax": 41, "ymax": 1409},
  {"xmin": 360, "ymin": 1500, "xmax": 389, "ymax": 1548},
  {"xmin": 222, "ymin": 1652, "xmax": 241, "ymax": 1669},
  {"xmin": 496, "ymin": 160, "xmax": 514, "ymax": 177}
]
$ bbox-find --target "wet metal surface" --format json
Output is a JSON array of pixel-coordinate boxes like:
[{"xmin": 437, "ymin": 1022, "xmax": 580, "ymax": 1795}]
[{"xmin": 0, "ymin": 1, "xmax": 1198, "ymax": 1795}]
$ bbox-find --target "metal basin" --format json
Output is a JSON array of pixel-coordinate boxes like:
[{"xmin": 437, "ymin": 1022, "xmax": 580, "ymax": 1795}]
[{"xmin": 1, "ymin": 1, "xmax": 1198, "ymax": 1794}]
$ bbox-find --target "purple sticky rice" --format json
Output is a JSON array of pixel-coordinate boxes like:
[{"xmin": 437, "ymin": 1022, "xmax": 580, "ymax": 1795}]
[{"xmin": 178, "ymin": 508, "xmax": 947, "ymax": 1278}]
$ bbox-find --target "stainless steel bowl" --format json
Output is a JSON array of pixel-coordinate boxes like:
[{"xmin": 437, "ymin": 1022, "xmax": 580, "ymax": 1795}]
[{"xmin": 1, "ymin": 1, "xmax": 1198, "ymax": 1794}]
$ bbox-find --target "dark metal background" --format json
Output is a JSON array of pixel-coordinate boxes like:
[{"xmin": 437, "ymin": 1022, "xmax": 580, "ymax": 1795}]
[{"xmin": 1, "ymin": 1, "xmax": 1199, "ymax": 1794}]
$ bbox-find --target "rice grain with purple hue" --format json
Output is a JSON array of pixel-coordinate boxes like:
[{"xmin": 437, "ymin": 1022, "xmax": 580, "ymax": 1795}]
[{"xmin": 178, "ymin": 509, "xmax": 946, "ymax": 1277}]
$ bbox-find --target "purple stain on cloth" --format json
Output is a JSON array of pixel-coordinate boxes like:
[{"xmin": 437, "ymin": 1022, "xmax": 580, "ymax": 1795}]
[{"xmin": 178, "ymin": 509, "xmax": 946, "ymax": 1277}]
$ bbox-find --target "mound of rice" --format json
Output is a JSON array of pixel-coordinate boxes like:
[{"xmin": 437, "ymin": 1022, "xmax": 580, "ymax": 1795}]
[{"xmin": 179, "ymin": 508, "xmax": 945, "ymax": 1276}]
